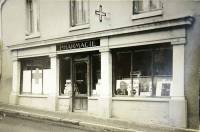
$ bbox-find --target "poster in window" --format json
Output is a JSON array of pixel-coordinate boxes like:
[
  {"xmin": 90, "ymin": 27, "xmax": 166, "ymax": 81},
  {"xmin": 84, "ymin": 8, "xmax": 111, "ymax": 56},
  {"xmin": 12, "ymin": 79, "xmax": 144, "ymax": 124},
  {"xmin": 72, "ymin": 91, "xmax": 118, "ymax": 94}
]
[
  {"xmin": 156, "ymin": 78, "xmax": 171, "ymax": 96},
  {"xmin": 64, "ymin": 79, "xmax": 72, "ymax": 96},
  {"xmin": 32, "ymin": 69, "xmax": 43, "ymax": 94},
  {"xmin": 116, "ymin": 79, "xmax": 131, "ymax": 95},
  {"xmin": 43, "ymin": 69, "xmax": 51, "ymax": 94},
  {"xmin": 132, "ymin": 79, "xmax": 139, "ymax": 96},
  {"xmin": 93, "ymin": 79, "xmax": 101, "ymax": 96},
  {"xmin": 22, "ymin": 70, "xmax": 31, "ymax": 93},
  {"xmin": 139, "ymin": 78, "xmax": 152, "ymax": 96}
]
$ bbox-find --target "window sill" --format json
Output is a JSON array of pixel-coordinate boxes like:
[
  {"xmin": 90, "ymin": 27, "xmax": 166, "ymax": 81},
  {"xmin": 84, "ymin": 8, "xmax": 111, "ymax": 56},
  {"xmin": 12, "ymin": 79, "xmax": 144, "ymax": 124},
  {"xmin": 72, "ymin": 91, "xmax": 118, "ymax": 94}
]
[
  {"xmin": 132, "ymin": 10, "xmax": 163, "ymax": 20},
  {"xmin": 57, "ymin": 96, "xmax": 71, "ymax": 99},
  {"xmin": 18, "ymin": 94, "xmax": 48, "ymax": 98},
  {"xmin": 25, "ymin": 32, "xmax": 40, "ymax": 40},
  {"xmin": 88, "ymin": 96, "xmax": 98, "ymax": 100},
  {"xmin": 112, "ymin": 96, "xmax": 170, "ymax": 102},
  {"xmin": 69, "ymin": 24, "xmax": 90, "ymax": 32}
]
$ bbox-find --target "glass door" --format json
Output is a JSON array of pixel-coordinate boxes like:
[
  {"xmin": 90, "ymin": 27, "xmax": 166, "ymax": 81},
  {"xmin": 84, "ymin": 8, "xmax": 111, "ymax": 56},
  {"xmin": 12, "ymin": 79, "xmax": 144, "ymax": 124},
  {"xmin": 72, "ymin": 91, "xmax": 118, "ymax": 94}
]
[{"xmin": 73, "ymin": 60, "xmax": 88, "ymax": 111}]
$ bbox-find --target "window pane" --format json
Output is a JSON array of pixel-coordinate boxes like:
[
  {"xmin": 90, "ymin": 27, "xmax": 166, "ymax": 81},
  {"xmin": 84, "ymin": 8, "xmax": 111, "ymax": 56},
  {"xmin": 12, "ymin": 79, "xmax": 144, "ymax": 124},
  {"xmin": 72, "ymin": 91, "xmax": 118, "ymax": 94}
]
[
  {"xmin": 32, "ymin": 57, "xmax": 50, "ymax": 69},
  {"xmin": 74, "ymin": 62, "xmax": 87, "ymax": 94},
  {"xmin": 153, "ymin": 48, "xmax": 172, "ymax": 76},
  {"xmin": 133, "ymin": 0, "xmax": 143, "ymax": 14},
  {"xmin": 43, "ymin": 69, "xmax": 51, "ymax": 94},
  {"xmin": 27, "ymin": 0, "xmax": 33, "ymax": 33},
  {"xmin": 150, "ymin": 0, "xmax": 162, "ymax": 10},
  {"xmin": 153, "ymin": 47, "xmax": 172, "ymax": 96},
  {"xmin": 60, "ymin": 56, "xmax": 71, "ymax": 95},
  {"xmin": 115, "ymin": 52, "xmax": 131, "ymax": 95},
  {"xmin": 83, "ymin": 0, "xmax": 89, "ymax": 24},
  {"xmin": 132, "ymin": 49, "xmax": 152, "ymax": 96},
  {"xmin": 132, "ymin": 49, "xmax": 152, "ymax": 77},
  {"xmin": 26, "ymin": 0, "xmax": 39, "ymax": 34},
  {"xmin": 91, "ymin": 54, "xmax": 101, "ymax": 95},
  {"xmin": 76, "ymin": 0, "xmax": 82, "ymax": 25},
  {"xmin": 70, "ymin": 0, "xmax": 88, "ymax": 26},
  {"xmin": 70, "ymin": 0, "xmax": 75, "ymax": 25},
  {"xmin": 22, "ymin": 70, "xmax": 31, "ymax": 93},
  {"xmin": 133, "ymin": 0, "xmax": 163, "ymax": 14},
  {"xmin": 116, "ymin": 52, "xmax": 131, "ymax": 79}
]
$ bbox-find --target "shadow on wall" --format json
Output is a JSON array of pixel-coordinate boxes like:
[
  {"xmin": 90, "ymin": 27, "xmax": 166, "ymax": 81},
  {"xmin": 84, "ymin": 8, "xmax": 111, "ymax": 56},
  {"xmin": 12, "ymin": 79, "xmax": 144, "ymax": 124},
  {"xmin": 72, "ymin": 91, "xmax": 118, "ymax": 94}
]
[{"xmin": 0, "ymin": 48, "xmax": 12, "ymax": 104}]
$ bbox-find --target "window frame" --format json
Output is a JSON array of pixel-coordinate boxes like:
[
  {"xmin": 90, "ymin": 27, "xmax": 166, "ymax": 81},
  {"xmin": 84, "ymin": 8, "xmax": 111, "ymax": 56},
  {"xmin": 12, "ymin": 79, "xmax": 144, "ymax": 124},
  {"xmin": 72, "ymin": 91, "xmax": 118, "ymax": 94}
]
[
  {"xmin": 25, "ymin": 0, "xmax": 40, "ymax": 39},
  {"xmin": 20, "ymin": 56, "xmax": 51, "ymax": 95},
  {"xmin": 69, "ymin": 0, "xmax": 90, "ymax": 31},
  {"xmin": 132, "ymin": 0, "xmax": 163, "ymax": 20}
]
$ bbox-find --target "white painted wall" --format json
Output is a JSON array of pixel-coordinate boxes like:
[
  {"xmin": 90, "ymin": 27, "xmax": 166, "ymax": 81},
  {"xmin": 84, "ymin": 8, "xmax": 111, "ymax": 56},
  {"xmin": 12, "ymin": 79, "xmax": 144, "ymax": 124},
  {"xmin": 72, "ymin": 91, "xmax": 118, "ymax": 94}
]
[
  {"xmin": 57, "ymin": 98, "xmax": 70, "ymax": 111},
  {"xmin": 18, "ymin": 96, "xmax": 49, "ymax": 110},
  {"xmin": 2, "ymin": 0, "xmax": 200, "ymax": 46},
  {"xmin": 112, "ymin": 99, "xmax": 169, "ymax": 125}
]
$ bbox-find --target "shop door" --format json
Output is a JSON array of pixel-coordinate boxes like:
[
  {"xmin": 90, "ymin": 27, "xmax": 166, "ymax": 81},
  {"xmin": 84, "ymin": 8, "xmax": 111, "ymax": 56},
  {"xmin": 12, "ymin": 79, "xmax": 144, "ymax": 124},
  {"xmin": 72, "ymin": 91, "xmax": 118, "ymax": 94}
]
[{"xmin": 73, "ymin": 61, "xmax": 88, "ymax": 111}]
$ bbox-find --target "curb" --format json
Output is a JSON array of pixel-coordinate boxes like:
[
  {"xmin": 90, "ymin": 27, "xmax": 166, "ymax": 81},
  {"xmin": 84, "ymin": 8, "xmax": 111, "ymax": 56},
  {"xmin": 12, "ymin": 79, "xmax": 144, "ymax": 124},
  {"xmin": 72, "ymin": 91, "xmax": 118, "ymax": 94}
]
[
  {"xmin": 0, "ymin": 108, "xmax": 139, "ymax": 132},
  {"xmin": 0, "ymin": 107, "xmax": 199, "ymax": 132}
]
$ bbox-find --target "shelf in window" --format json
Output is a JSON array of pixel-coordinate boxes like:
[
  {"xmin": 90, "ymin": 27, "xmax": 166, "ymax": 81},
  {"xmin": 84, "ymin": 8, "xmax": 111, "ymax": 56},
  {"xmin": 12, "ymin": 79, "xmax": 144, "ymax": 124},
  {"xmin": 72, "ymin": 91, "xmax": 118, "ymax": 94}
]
[
  {"xmin": 112, "ymin": 96, "xmax": 170, "ymax": 102},
  {"xmin": 131, "ymin": 10, "xmax": 163, "ymax": 20},
  {"xmin": 18, "ymin": 94, "xmax": 48, "ymax": 98},
  {"xmin": 154, "ymin": 75, "xmax": 172, "ymax": 77}
]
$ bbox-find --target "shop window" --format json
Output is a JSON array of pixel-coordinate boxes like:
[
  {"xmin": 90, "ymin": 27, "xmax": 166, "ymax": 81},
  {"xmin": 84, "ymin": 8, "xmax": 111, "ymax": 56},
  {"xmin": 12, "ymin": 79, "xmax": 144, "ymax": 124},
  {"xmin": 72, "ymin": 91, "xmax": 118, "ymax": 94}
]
[
  {"xmin": 70, "ymin": 0, "xmax": 89, "ymax": 27},
  {"xmin": 26, "ymin": 0, "xmax": 40, "ymax": 37},
  {"xmin": 113, "ymin": 44, "xmax": 172, "ymax": 97},
  {"xmin": 133, "ymin": 0, "xmax": 163, "ymax": 14},
  {"xmin": 21, "ymin": 56, "xmax": 50, "ymax": 95}
]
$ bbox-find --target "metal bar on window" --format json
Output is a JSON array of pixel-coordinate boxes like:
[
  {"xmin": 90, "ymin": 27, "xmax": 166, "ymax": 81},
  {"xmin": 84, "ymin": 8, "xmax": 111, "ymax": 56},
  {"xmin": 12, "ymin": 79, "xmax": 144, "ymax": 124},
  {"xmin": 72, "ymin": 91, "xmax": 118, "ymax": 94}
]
[
  {"xmin": 42, "ymin": 68, "xmax": 44, "ymax": 95},
  {"xmin": 30, "ymin": 64, "xmax": 33, "ymax": 94}
]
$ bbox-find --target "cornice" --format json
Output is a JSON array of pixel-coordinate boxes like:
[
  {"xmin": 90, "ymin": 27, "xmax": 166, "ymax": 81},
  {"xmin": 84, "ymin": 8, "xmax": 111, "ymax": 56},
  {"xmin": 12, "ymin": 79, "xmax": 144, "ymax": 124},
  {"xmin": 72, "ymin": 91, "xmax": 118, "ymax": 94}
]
[{"xmin": 7, "ymin": 15, "xmax": 194, "ymax": 50}]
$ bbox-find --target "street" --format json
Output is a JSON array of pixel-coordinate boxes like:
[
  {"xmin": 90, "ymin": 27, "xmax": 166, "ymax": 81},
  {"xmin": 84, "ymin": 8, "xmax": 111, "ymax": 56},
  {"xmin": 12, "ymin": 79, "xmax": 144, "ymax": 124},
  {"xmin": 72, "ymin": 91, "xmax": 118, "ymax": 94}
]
[{"xmin": 0, "ymin": 116, "xmax": 91, "ymax": 132}]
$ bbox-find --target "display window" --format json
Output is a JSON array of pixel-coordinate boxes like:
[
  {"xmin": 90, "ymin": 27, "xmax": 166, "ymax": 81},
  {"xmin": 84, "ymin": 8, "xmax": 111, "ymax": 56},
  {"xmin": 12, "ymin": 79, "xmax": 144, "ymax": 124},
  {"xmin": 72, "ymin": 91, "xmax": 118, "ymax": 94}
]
[
  {"xmin": 112, "ymin": 44, "xmax": 172, "ymax": 97},
  {"xmin": 20, "ymin": 56, "xmax": 51, "ymax": 95}
]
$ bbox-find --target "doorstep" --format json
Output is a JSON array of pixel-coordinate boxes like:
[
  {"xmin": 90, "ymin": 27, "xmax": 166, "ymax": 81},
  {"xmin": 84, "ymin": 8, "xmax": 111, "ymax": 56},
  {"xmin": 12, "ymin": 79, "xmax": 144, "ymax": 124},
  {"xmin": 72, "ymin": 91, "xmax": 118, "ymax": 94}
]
[{"xmin": 0, "ymin": 103, "xmax": 198, "ymax": 132}]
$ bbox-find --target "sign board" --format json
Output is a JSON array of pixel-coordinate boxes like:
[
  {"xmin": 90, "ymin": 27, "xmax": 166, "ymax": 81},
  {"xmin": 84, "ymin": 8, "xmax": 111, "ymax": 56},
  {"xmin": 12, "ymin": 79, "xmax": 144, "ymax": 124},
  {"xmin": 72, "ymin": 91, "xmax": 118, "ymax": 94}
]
[{"xmin": 56, "ymin": 39, "xmax": 100, "ymax": 51}]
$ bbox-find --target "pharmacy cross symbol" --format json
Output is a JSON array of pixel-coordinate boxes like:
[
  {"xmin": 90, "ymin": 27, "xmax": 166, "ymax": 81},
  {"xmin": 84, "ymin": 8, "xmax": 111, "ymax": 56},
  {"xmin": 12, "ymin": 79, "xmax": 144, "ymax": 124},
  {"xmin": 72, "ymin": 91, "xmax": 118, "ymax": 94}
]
[
  {"xmin": 95, "ymin": 5, "xmax": 106, "ymax": 22},
  {"xmin": 32, "ymin": 68, "xmax": 42, "ymax": 84}
]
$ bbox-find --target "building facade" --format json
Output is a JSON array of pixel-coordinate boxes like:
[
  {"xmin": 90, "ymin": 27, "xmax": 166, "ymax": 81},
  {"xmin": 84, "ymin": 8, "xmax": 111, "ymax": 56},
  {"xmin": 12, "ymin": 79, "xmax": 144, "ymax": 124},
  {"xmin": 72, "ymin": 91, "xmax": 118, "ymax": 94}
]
[{"xmin": 0, "ymin": 0, "xmax": 200, "ymax": 129}]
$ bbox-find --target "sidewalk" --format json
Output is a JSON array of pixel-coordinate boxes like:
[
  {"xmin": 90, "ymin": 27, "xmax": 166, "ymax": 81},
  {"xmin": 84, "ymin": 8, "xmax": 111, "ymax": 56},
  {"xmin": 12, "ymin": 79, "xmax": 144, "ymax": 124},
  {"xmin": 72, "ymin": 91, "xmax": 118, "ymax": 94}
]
[{"xmin": 0, "ymin": 103, "xmax": 199, "ymax": 132}]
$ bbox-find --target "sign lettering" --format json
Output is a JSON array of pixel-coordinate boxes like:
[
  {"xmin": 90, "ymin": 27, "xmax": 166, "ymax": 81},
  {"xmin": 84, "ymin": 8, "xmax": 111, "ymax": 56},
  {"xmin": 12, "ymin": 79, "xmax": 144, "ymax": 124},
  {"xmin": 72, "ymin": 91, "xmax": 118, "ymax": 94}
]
[{"xmin": 56, "ymin": 39, "xmax": 100, "ymax": 51}]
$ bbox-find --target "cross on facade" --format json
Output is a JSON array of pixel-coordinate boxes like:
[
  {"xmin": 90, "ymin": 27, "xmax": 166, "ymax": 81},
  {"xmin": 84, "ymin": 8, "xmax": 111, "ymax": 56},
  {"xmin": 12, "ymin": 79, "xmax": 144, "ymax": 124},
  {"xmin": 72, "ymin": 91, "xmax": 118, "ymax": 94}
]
[
  {"xmin": 32, "ymin": 68, "xmax": 42, "ymax": 84},
  {"xmin": 95, "ymin": 5, "xmax": 106, "ymax": 22}
]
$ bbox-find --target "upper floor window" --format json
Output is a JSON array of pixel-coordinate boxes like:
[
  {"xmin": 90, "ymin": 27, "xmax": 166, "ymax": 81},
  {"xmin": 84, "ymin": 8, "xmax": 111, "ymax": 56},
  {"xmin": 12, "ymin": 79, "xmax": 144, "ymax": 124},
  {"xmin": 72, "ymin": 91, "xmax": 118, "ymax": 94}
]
[
  {"xmin": 70, "ymin": 0, "xmax": 89, "ymax": 27},
  {"xmin": 133, "ymin": 0, "xmax": 163, "ymax": 14},
  {"xmin": 26, "ymin": 0, "xmax": 40, "ymax": 37}
]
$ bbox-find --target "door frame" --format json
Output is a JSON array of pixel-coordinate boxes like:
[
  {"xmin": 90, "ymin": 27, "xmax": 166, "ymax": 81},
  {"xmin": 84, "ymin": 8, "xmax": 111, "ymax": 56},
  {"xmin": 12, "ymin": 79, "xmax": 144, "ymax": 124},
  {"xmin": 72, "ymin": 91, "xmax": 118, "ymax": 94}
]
[{"xmin": 72, "ymin": 56, "xmax": 90, "ymax": 112}]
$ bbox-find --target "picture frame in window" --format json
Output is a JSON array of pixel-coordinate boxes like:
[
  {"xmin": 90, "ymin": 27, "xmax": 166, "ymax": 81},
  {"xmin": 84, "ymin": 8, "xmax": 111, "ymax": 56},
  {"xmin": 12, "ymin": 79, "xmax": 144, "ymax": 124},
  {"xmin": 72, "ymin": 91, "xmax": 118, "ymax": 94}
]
[{"xmin": 156, "ymin": 78, "xmax": 171, "ymax": 96}]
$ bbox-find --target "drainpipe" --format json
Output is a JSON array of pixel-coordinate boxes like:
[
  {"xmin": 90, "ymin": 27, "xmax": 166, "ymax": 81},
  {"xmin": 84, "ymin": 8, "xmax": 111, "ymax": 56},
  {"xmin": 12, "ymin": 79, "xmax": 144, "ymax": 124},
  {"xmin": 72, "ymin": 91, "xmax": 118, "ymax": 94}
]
[{"xmin": 0, "ymin": 0, "xmax": 6, "ymax": 79}]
